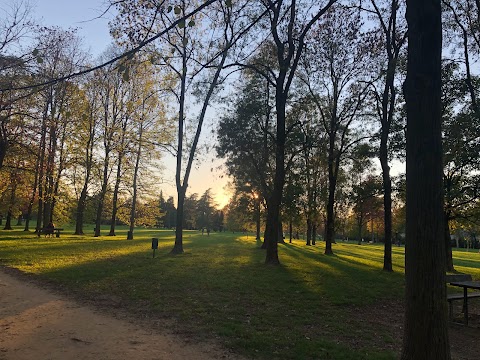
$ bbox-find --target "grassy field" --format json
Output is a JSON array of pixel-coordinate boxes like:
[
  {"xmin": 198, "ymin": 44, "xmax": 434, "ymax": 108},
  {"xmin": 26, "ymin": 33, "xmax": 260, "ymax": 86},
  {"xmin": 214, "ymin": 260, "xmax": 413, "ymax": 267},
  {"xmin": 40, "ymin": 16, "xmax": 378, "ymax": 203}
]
[{"xmin": 1, "ymin": 225, "xmax": 479, "ymax": 359}]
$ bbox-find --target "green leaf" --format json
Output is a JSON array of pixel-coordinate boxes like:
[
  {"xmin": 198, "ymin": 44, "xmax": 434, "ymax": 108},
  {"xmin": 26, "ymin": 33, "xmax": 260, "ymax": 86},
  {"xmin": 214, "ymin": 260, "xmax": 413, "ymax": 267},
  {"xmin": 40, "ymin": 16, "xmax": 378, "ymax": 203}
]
[
  {"xmin": 36, "ymin": 56, "xmax": 43, "ymax": 63},
  {"xmin": 174, "ymin": 6, "xmax": 181, "ymax": 14},
  {"xmin": 225, "ymin": 0, "xmax": 232, "ymax": 7},
  {"xmin": 188, "ymin": 20, "xmax": 195, "ymax": 27},
  {"xmin": 183, "ymin": 37, "xmax": 188, "ymax": 46},
  {"xmin": 32, "ymin": 49, "xmax": 39, "ymax": 56},
  {"xmin": 178, "ymin": 19, "xmax": 185, "ymax": 28},
  {"xmin": 167, "ymin": 5, "xmax": 172, "ymax": 12}
]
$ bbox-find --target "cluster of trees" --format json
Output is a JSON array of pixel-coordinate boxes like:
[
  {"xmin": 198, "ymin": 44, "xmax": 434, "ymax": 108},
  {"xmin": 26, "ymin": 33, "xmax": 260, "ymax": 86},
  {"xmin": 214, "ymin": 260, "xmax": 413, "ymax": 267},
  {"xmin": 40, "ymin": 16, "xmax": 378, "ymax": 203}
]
[
  {"xmin": 158, "ymin": 189, "xmax": 224, "ymax": 232},
  {"xmin": 0, "ymin": 0, "xmax": 477, "ymax": 357},
  {"xmin": 217, "ymin": 0, "xmax": 480, "ymax": 273},
  {"xmin": 0, "ymin": 3, "xmax": 173, "ymax": 239}
]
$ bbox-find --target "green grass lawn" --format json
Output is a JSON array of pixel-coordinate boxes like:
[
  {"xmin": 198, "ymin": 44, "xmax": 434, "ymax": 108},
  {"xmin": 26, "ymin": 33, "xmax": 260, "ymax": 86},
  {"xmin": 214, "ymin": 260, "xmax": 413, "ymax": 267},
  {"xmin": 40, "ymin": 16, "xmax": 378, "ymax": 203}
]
[{"xmin": 1, "ymin": 225, "xmax": 479, "ymax": 359}]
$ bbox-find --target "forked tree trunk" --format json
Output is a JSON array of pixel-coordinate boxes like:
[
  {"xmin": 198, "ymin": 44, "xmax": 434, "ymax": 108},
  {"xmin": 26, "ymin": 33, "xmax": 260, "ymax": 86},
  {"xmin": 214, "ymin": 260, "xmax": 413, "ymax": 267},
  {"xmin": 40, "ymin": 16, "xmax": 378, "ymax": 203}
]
[{"xmin": 401, "ymin": 0, "xmax": 451, "ymax": 358}]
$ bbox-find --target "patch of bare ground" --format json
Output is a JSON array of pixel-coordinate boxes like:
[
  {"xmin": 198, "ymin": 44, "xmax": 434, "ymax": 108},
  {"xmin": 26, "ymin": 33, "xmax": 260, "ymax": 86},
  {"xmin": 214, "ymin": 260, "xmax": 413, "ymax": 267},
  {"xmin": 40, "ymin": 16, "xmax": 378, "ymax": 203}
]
[
  {"xmin": 0, "ymin": 267, "xmax": 244, "ymax": 360},
  {"xmin": 345, "ymin": 299, "xmax": 480, "ymax": 360}
]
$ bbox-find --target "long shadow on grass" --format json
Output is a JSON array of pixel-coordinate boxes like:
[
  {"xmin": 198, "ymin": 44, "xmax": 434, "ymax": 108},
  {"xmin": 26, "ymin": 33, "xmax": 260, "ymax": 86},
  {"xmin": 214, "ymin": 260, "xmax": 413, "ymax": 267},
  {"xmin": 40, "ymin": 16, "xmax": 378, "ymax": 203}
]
[
  {"xmin": 280, "ymin": 242, "xmax": 405, "ymax": 306},
  {"xmin": 4, "ymin": 231, "xmax": 399, "ymax": 360}
]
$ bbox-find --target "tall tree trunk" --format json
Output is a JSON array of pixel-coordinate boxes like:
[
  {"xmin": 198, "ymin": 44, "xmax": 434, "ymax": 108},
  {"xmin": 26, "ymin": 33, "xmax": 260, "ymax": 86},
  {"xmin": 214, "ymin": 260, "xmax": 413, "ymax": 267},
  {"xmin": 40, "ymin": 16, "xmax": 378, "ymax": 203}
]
[
  {"xmin": 109, "ymin": 156, "xmax": 123, "ymax": 236},
  {"xmin": 289, "ymin": 220, "xmax": 292, "ymax": 243},
  {"xmin": 312, "ymin": 223, "xmax": 316, "ymax": 245},
  {"xmin": 94, "ymin": 150, "xmax": 110, "ymax": 237},
  {"xmin": 265, "ymin": 90, "xmax": 287, "ymax": 265},
  {"xmin": 265, "ymin": 194, "xmax": 281, "ymax": 265},
  {"xmin": 0, "ymin": 136, "xmax": 6, "ymax": 169},
  {"xmin": 306, "ymin": 217, "xmax": 312, "ymax": 246},
  {"xmin": 24, "ymin": 155, "xmax": 40, "ymax": 232},
  {"xmin": 171, "ymin": 32, "xmax": 229, "ymax": 254},
  {"xmin": 43, "ymin": 124, "xmax": 56, "ymax": 226},
  {"xmin": 3, "ymin": 210, "xmax": 12, "ymax": 230},
  {"xmin": 4, "ymin": 177, "xmax": 16, "ymax": 230},
  {"xmin": 36, "ymin": 120, "xmax": 48, "ymax": 232},
  {"xmin": 401, "ymin": 0, "xmax": 451, "ymax": 358},
  {"xmin": 75, "ymin": 186, "xmax": 88, "ymax": 235},
  {"xmin": 380, "ymin": 145, "xmax": 393, "ymax": 271},
  {"xmin": 171, "ymin": 188, "xmax": 186, "ymax": 253},
  {"xmin": 74, "ymin": 121, "xmax": 95, "ymax": 235},
  {"xmin": 444, "ymin": 211, "xmax": 454, "ymax": 272},
  {"xmin": 255, "ymin": 198, "xmax": 261, "ymax": 240},
  {"xmin": 325, "ymin": 161, "xmax": 336, "ymax": 255},
  {"xmin": 128, "ymin": 124, "xmax": 143, "ymax": 240},
  {"xmin": 357, "ymin": 215, "xmax": 363, "ymax": 245},
  {"xmin": 109, "ymin": 123, "xmax": 127, "ymax": 236}
]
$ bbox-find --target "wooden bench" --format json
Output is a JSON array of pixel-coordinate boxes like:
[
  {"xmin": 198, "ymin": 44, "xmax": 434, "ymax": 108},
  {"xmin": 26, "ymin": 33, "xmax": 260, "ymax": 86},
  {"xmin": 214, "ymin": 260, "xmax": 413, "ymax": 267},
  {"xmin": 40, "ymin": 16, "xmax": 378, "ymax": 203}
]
[
  {"xmin": 37, "ymin": 227, "xmax": 64, "ymax": 238},
  {"xmin": 446, "ymin": 274, "xmax": 480, "ymax": 320}
]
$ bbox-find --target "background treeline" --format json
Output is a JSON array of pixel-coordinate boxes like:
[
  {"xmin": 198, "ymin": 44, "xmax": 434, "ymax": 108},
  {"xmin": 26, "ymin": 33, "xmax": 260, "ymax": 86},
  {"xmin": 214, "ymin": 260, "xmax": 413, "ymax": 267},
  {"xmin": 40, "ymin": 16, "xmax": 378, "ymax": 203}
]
[{"xmin": 0, "ymin": 0, "xmax": 479, "ymax": 262}]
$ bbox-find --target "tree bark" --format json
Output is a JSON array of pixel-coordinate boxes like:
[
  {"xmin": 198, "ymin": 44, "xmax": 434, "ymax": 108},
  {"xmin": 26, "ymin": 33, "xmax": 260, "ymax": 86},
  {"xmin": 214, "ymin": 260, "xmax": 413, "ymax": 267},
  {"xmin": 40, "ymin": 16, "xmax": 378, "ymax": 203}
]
[
  {"xmin": 444, "ymin": 211, "xmax": 454, "ymax": 272},
  {"xmin": 289, "ymin": 220, "xmax": 292, "ymax": 243},
  {"xmin": 24, "ymin": 155, "xmax": 40, "ymax": 232},
  {"xmin": 74, "ymin": 116, "xmax": 95, "ymax": 235},
  {"xmin": 171, "ymin": 188, "xmax": 186, "ymax": 254},
  {"xmin": 256, "ymin": 198, "xmax": 261, "ymax": 240},
  {"xmin": 306, "ymin": 217, "xmax": 312, "ymax": 246},
  {"xmin": 94, "ymin": 148, "xmax": 111, "ymax": 237},
  {"xmin": 312, "ymin": 223, "xmax": 316, "ymax": 245},
  {"xmin": 325, "ymin": 158, "xmax": 336, "ymax": 255},
  {"xmin": 380, "ymin": 147, "xmax": 393, "ymax": 271},
  {"xmin": 128, "ymin": 123, "xmax": 143, "ymax": 240},
  {"xmin": 401, "ymin": 0, "xmax": 451, "ymax": 358}
]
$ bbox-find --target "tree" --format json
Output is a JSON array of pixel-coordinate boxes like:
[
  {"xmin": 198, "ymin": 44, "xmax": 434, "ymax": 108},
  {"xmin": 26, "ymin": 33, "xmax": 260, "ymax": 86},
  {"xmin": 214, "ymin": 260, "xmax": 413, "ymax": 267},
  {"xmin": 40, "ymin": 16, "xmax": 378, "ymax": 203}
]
[
  {"xmin": 0, "ymin": 0, "xmax": 34, "ymax": 169},
  {"xmin": 364, "ymin": 0, "xmax": 407, "ymax": 271},
  {"xmin": 126, "ymin": 61, "xmax": 170, "ymax": 240},
  {"xmin": 442, "ymin": 81, "xmax": 480, "ymax": 269},
  {"xmin": 31, "ymin": 27, "xmax": 86, "ymax": 230},
  {"xmin": 111, "ymin": 0, "xmax": 237, "ymax": 253},
  {"xmin": 93, "ymin": 49, "xmax": 129, "ymax": 237},
  {"xmin": 246, "ymin": 0, "xmax": 336, "ymax": 264},
  {"xmin": 302, "ymin": 5, "xmax": 373, "ymax": 255},
  {"xmin": 401, "ymin": 0, "xmax": 450, "ymax": 357},
  {"xmin": 72, "ymin": 76, "xmax": 100, "ymax": 235}
]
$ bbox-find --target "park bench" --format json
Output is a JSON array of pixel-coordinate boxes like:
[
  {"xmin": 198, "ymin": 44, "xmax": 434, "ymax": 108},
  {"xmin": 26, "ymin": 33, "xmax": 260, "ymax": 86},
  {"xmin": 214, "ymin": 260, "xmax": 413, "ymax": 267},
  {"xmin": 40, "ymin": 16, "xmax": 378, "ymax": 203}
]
[
  {"xmin": 446, "ymin": 274, "xmax": 480, "ymax": 320},
  {"xmin": 37, "ymin": 227, "xmax": 64, "ymax": 238}
]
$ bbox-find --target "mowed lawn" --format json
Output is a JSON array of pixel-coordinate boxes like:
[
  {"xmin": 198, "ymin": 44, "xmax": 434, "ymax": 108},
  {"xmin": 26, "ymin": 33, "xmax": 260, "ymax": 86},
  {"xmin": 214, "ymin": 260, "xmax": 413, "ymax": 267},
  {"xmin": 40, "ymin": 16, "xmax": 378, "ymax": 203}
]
[{"xmin": 1, "ymin": 226, "xmax": 479, "ymax": 359}]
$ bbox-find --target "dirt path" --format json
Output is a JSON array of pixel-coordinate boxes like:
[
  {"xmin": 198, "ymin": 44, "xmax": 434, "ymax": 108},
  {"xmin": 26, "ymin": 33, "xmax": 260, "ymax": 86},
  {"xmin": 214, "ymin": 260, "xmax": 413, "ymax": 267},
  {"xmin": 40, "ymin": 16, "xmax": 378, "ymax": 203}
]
[{"xmin": 0, "ymin": 269, "xmax": 242, "ymax": 360}]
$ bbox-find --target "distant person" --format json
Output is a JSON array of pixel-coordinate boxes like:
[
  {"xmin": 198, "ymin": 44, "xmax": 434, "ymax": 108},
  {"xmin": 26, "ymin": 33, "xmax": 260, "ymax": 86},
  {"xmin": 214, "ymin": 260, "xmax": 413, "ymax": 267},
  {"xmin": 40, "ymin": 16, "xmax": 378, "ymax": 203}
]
[{"xmin": 45, "ymin": 221, "xmax": 55, "ymax": 238}]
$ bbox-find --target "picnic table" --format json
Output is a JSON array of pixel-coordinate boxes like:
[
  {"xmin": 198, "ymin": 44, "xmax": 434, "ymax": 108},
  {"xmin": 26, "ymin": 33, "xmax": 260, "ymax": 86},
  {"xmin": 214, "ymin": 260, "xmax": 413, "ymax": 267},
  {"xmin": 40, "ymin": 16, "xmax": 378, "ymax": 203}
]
[{"xmin": 449, "ymin": 279, "xmax": 480, "ymax": 325}]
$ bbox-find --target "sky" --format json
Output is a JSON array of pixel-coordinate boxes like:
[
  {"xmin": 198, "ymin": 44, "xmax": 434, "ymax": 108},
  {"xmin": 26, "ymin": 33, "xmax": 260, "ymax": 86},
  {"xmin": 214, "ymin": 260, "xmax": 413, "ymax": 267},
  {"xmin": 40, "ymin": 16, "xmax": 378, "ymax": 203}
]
[{"xmin": 8, "ymin": 0, "xmax": 233, "ymax": 208}]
